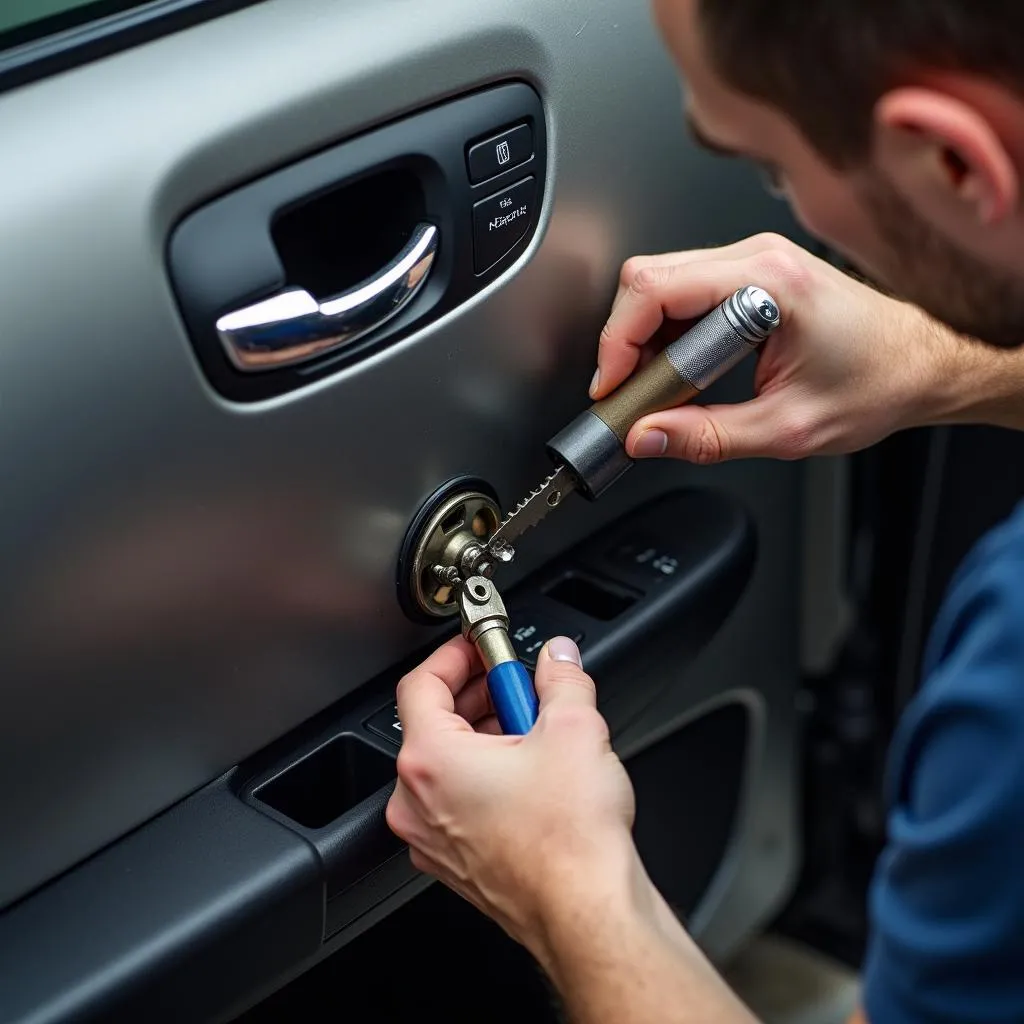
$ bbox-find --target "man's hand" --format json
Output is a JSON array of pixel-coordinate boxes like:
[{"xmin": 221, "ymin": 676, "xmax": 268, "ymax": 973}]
[
  {"xmin": 386, "ymin": 635, "xmax": 637, "ymax": 956},
  {"xmin": 595, "ymin": 233, "xmax": 970, "ymax": 464},
  {"xmin": 387, "ymin": 636, "xmax": 761, "ymax": 1024}
]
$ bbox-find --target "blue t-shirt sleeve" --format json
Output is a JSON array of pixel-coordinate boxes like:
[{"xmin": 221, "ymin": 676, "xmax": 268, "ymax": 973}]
[{"xmin": 863, "ymin": 509, "xmax": 1024, "ymax": 1024}]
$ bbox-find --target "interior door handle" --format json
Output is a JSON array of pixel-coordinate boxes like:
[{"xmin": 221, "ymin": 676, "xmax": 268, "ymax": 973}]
[{"xmin": 215, "ymin": 222, "xmax": 439, "ymax": 372}]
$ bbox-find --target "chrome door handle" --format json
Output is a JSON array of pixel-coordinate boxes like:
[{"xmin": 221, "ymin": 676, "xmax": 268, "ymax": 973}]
[{"xmin": 215, "ymin": 222, "xmax": 439, "ymax": 372}]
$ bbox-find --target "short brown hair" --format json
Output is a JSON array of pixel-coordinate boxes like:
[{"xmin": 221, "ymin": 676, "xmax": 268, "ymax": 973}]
[{"xmin": 698, "ymin": 0, "xmax": 1024, "ymax": 166}]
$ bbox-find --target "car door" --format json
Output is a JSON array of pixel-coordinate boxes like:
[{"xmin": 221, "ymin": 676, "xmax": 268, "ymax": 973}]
[{"xmin": 0, "ymin": 1, "xmax": 825, "ymax": 1020}]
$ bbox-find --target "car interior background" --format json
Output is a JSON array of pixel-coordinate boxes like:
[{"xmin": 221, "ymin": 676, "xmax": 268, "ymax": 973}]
[{"xmin": 2, "ymin": 2, "xmax": 1023, "ymax": 1023}]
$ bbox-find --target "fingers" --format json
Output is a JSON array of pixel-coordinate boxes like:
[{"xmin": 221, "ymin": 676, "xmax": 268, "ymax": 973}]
[
  {"xmin": 396, "ymin": 636, "xmax": 481, "ymax": 742},
  {"xmin": 533, "ymin": 638, "xmax": 598, "ymax": 712},
  {"xmin": 453, "ymin": 674, "xmax": 493, "ymax": 725},
  {"xmin": 597, "ymin": 256, "xmax": 772, "ymax": 396},
  {"xmin": 608, "ymin": 234, "xmax": 782, "ymax": 314},
  {"xmin": 595, "ymin": 237, "xmax": 807, "ymax": 398},
  {"xmin": 474, "ymin": 714, "xmax": 502, "ymax": 736},
  {"xmin": 408, "ymin": 846, "xmax": 446, "ymax": 879},
  {"xmin": 385, "ymin": 778, "xmax": 418, "ymax": 844},
  {"xmin": 626, "ymin": 389, "xmax": 808, "ymax": 464}
]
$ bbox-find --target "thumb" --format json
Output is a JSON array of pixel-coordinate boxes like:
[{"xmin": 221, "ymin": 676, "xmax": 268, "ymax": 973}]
[
  {"xmin": 626, "ymin": 391, "xmax": 798, "ymax": 465},
  {"xmin": 534, "ymin": 637, "xmax": 597, "ymax": 711}
]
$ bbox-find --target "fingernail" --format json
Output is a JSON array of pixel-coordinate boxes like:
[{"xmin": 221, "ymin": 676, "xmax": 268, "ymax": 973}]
[
  {"xmin": 589, "ymin": 368, "xmax": 601, "ymax": 399},
  {"xmin": 631, "ymin": 429, "xmax": 668, "ymax": 458},
  {"xmin": 547, "ymin": 636, "xmax": 582, "ymax": 666}
]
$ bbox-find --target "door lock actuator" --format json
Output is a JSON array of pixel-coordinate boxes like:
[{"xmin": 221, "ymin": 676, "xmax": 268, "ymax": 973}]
[{"xmin": 397, "ymin": 287, "xmax": 782, "ymax": 734}]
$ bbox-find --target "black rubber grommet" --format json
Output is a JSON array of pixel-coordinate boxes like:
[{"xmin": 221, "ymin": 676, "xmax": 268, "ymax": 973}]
[{"xmin": 395, "ymin": 474, "xmax": 500, "ymax": 625}]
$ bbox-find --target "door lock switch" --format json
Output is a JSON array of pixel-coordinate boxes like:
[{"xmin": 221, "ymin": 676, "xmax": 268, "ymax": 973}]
[{"xmin": 467, "ymin": 123, "xmax": 533, "ymax": 184}]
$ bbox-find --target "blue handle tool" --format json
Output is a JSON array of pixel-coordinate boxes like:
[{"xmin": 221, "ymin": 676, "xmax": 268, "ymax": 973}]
[
  {"xmin": 486, "ymin": 660, "xmax": 539, "ymax": 736},
  {"xmin": 458, "ymin": 574, "xmax": 539, "ymax": 735}
]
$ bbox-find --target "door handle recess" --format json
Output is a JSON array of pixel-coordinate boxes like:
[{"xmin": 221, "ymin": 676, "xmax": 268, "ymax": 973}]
[{"xmin": 215, "ymin": 222, "xmax": 439, "ymax": 372}]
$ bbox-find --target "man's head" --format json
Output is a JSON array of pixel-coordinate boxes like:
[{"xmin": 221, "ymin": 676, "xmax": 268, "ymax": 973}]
[{"xmin": 655, "ymin": 0, "xmax": 1024, "ymax": 348}]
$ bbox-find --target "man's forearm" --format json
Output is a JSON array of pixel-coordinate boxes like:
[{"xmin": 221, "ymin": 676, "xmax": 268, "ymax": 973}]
[
  {"xmin": 529, "ymin": 848, "xmax": 757, "ymax": 1024},
  {"xmin": 917, "ymin": 316, "xmax": 1024, "ymax": 432}
]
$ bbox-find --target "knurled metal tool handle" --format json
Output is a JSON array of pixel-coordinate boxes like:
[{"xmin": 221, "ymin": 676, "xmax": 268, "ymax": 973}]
[{"xmin": 547, "ymin": 286, "xmax": 782, "ymax": 500}]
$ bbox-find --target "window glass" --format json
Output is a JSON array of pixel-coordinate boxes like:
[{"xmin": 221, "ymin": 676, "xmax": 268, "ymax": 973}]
[{"xmin": 0, "ymin": 1, "xmax": 152, "ymax": 53}]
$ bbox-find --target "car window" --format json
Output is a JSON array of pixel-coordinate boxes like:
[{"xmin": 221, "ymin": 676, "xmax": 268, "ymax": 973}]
[
  {"xmin": 0, "ymin": 1, "xmax": 150, "ymax": 52},
  {"xmin": 0, "ymin": 0, "xmax": 262, "ymax": 95}
]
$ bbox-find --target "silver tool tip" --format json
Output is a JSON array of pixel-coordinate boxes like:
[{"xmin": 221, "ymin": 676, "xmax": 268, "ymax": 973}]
[{"xmin": 742, "ymin": 286, "xmax": 781, "ymax": 331}]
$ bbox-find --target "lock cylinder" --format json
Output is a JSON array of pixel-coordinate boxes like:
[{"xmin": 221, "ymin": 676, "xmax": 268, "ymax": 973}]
[{"xmin": 396, "ymin": 476, "xmax": 502, "ymax": 623}]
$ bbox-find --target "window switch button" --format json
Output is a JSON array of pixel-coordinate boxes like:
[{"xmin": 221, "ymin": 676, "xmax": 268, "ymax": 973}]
[
  {"xmin": 607, "ymin": 539, "xmax": 682, "ymax": 585},
  {"xmin": 508, "ymin": 612, "xmax": 585, "ymax": 668},
  {"xmin": 365, "ymin": 702, "xmax": 402, "ymax": 746}
]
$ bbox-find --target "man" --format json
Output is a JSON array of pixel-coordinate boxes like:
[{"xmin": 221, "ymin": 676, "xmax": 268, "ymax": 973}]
[{"xmin": 386, "ymin": 2, "xmax": 1024, "ymax": 1021}]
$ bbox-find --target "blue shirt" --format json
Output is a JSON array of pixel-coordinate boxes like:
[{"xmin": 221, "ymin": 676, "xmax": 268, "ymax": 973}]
[{"xmin": 864, "ymin": 502, "xmax": 1024, "ymax": 1024}]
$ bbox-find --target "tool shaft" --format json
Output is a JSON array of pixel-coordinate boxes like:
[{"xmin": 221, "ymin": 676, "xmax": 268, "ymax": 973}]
[
  {"xmin": 548, "ymin": 286, "xmax": 781, "ymax": 500},
  {"xmin": 474, "ymin": 621, "xmax": 517, "ymax": 670},
  {"xmin": 591, "ymin": 351, "xmax": 699, "ymax": 442}
]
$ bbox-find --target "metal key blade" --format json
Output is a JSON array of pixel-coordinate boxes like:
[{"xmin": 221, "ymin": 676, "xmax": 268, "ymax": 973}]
[{"xmin": 486, "ymin": 465, "xmax": 577, "ymax": 564}]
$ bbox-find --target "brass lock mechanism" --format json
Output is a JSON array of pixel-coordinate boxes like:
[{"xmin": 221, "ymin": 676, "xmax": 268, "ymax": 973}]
[
  {"xmin": 396, "ymin": 476, "xmax": 502, "ymax": 623},
  {"xmin": 396, "ymin": 475, "xmax": 541, "ymax": 734}
]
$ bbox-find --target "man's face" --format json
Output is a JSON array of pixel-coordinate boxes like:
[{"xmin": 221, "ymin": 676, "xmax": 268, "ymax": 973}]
[{"xmin": 655, "ymin": 0, "xmax": 1024, "ymax": 348}]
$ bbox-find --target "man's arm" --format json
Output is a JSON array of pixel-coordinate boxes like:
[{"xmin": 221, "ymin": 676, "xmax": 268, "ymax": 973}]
[
  {"xmin": 388, "ymin": 636, "xmax": 874, "ymax": 1023},
  {"xmin": 386, "ymin": 637, "xmax": 758, "ymax": 1024},
  {"xmin": 591, "ymin": 234, "xmax": 1024, "ymax": 467},
  {"xmin": 531, "ymin": 849, "xmax": 757, "ymax": 1024},
  {"xmin": 922, "ymin": 326, "xmax": 1024, "ymax": 432}
]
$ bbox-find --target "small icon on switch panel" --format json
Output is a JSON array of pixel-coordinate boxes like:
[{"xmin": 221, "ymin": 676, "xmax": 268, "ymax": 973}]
[
  {"xmin": 365, "ymin": 703, "xmax": 403, "ymax": 746},
  {"xmin": 610, "ymin": 540, "xmax": 681, "ymax": 581},
  {"xmin": 509, "ymin": 614, "xmax": 584, "ymax": 667},
  {"xmin": 496, "ymin": 140, "xmax": 511, "ymax": 165}
]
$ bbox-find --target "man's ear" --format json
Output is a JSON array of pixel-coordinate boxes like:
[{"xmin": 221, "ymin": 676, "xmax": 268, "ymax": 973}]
[{"xmin": 873, "ymin": 87, "xmax": 1019, "ymax": 227}]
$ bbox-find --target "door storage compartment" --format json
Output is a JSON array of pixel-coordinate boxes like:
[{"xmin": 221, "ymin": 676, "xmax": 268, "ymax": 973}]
[
  {"xmin": 253, "ymin": 734, "xmax": 395, "ymax": 830},
  {"xmin": 244, "ymin": 727, "xmax": 405, "ymax": 908},
  {"xmin": 631, "ymin": 702, "xmax": 751, "ymax": 918}
]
